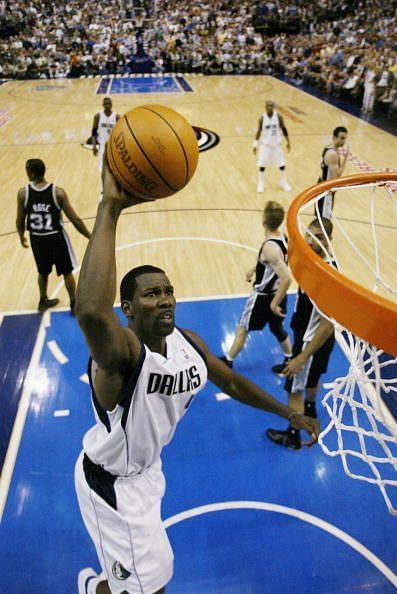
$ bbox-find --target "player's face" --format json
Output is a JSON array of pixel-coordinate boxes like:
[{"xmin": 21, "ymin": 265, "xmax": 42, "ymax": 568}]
[
  {"xmin": 103, "ymin": 99, "xmax": 112, "ymax": 113},
  {"xmin": 305, "ymin": 225, "xmax": 328, "ymax": 256},
  {"xmin": 334, "ymin": 132, "xmax": 347, "ymax": 148},
  {"xmin": 266, "ymin": 101, "xmax": 275, "ymax": 116},
  {"xmin": 132, "ymin": 273, "xmax": 176, "ymax": 337}
]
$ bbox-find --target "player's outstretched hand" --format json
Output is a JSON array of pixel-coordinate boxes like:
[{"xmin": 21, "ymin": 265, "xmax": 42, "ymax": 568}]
[
  {"xmin": 102, "ymin": 157, "xmax": 153, "ymax": 209},
  {"xmin": 289, "ymin": 412, "xmax": 320, "ymax": 447}
]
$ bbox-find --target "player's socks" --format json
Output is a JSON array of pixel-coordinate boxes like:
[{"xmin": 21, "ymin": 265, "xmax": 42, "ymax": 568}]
[
  {"xmin": 279, "ymin": 178, "xmax": 291, "ymax": 192},
  {"xmin": 257, "ymin": 172, "xmax": 265, "ymax": 193},
  {"xmin": 304, "ymin": 400, "xmax": 317, "ymax": 419}
]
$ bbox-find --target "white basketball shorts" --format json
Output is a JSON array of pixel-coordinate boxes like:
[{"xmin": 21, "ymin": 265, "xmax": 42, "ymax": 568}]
[
  {"xmin": 257, "ymin": 143, "xmax": 285, "ymax": 168},
  {"xmin": 75, "ymin": 452, "xmax": 174, "ymax": 594}
]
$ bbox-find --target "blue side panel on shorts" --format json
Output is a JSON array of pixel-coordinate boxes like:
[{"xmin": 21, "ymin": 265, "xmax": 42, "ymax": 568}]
[
  {"xmin": 0, "ymin": 313, "xmax": 42, "ymax": 470},
  {"xmin": 0, "ymin": 298, "xmax": 395, "ymax": 594}
]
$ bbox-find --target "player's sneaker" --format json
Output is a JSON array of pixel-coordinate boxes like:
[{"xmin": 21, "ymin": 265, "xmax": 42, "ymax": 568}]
[
  {"xmin": 78, "ymin": 568, "xmax": 98, "ymax": 594},
  {"xmin": 280, "ymin": 179, "xmax": 291, "ymax": 192},
  {"xmin": 219, "ymin": 355, "xmax": 233, "ymax": 368},
  {"xmin": 37, "ymin": 297, "xmax": 59, "ymax": 313},
  {"xmin": 271, "ymin": 357, "xmax": 289, "ymax": 375},
  {"xmin": 266, "ymin": 428, "xmax": 301, "ymax": 450}
]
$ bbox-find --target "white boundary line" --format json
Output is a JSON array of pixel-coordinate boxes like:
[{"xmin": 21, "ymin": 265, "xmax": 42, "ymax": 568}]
[
  {"xmin": 164, "ymin": 500, "xmax": 397, "ymax": 587},
  {"xmin": 0, "ymin": 320, "xmax": 46, "ymax": 522}
]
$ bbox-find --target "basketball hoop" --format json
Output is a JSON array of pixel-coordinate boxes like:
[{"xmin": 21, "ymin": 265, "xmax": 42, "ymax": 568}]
[{"xmin": 287, "ymin": 172, "xmax": 397, "ymax": 515}]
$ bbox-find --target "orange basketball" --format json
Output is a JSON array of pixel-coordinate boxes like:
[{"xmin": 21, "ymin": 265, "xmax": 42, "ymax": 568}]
[{"xmin": 106, "ymin": 104, "xmax": 199, "ymax": 200}]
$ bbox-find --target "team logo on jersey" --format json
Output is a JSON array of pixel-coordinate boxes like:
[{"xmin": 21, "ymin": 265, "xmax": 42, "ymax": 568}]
[
  {"xmin": 147, "ymin": 364, "xmax": 201, "ymax": 396},
  {"xmin": 112, "ymin": 561, "xmax": 131, "ymax": 580},
  {"xmin": 193, "ymin": 126, "xmax": 220, "ymax": 152}
]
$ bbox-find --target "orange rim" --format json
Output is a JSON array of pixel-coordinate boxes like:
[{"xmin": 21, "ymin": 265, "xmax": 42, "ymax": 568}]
[{"xmin": 287, "ymin": 172, "xmax": 397, "ymax": 356}]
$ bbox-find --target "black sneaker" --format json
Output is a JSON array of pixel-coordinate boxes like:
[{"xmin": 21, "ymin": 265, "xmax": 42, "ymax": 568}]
[
  {"xmin": 38, "ymin": 297, "xmax": 59, "ymax": 313},
  {"xmin": 304, "ymin": 400, "xmax": 317, "ymax": 419},
  {"xmin": 271, "ymin": 357, "xmax": 290, "ymax": 374},
  {"xmin": 266, "ymin": 428, "xmax": 301, "ymax": 450},
  {"xmin": 219, "ymin": 355, "xmax": 233, "ymax": 368}
]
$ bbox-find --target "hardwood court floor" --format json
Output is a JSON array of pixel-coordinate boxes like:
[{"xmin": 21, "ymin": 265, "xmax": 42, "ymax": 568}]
[
  {"xmin": 0, "ymin": 76, "xmax": 396, "ymax": 594},
  {"xmin": 1, "ymin": 75, "xmax": 396, "ymax": 313}
]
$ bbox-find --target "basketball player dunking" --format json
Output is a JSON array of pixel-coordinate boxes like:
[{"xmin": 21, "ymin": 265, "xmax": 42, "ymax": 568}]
[
  {"xmin": 74, "ymin": 162, "xmax": 319, "ymax": 594},
  {"xmin": 317, "ymin": 126, "xmax": 349, "ymax": 220}
]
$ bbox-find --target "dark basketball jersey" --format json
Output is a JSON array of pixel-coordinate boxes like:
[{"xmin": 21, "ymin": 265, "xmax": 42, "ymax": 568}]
[
  {"xmin": 291, "ymin": 259, "xmax": 336, "ymax": 342},
  {"xmin": 290, "ymin": 288, "xmax": 319, "ymax": 342},
  {"xmin": 253, "ymin": 236, "xmax": 288, "ymax": 294},
  {"xmin": 319, "ymin": 145, "xmax": 336, "ymax": 182},
  {"xmin": 25, "ymin": 183, "xmax": 62, "ymax": 236}
]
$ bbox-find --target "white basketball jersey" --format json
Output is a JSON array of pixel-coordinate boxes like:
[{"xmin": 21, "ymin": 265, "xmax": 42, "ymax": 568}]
[
  {"xmin": 97, "ymin": 110, "xmax": 117, "ymax": 144},
  {"xmin": 259, "ymin": 111, "xmax": 282, "ymax": 148},
  {"xmin": 82, "ymin": 327, "xmax": 208, "ymax": 476}
]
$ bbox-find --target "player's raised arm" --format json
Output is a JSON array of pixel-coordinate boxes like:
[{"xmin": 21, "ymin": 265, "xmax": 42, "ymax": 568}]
[
  {"xmin": 75, "ymin": 164, "xmax": 146, "ymax": 409},
  {"xmin": 184, "ymin": 329, "xmax": 320, "ymax": 444}
]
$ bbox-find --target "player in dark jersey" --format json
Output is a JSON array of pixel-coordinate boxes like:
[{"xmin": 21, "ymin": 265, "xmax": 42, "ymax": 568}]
[
  {"xmin": 317, "ymin": 126, "xmax": 349, "ymax": 220},
  {"xmin": 74, "ymin": 162, "xmax": 319, "ymax": 594},
  {"xmin": 16, "ymin": 159, "xmax": 91, "ymax": 313},
  {"xmin": 267, "ymin": 218, "xmax": 335, "ymax": 450},
  {"xmin": 219, "ymin": 201, "xmax": 292, "ymax": 369}
]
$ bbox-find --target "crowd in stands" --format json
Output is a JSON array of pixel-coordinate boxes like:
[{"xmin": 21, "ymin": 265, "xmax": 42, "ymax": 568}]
[{"xmin": 0, "ymin": 0, "xmax": 396, "ymax": 116}]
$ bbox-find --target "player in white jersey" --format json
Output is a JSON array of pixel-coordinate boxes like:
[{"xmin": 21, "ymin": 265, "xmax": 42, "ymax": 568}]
[
  {"xmin": 219, "ymin": 201, "xmax": 292, "ymax": 369},
  {"xmin": 91, "ymin": 97, "xmax": 120, "ymax": 173},
  {"xmin": 267, "ymin": 218, "xmax": 335, "ymax": 450},
  {"xmin": 74, "ymin": 161, "xmax": 320, "ymax": 594},
  {"xmin": 253, "ymin": 100, "xmax": 291, "ymax": 193}
]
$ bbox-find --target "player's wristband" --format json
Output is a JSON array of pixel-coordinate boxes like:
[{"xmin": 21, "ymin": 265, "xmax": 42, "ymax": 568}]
[
  {"xmin": 287, "ymin": 411, "xmax": 304, "ymax": 423},
  {"xmin": 252, "ymin": 140, "xmax": 258, "ymax": 149}
]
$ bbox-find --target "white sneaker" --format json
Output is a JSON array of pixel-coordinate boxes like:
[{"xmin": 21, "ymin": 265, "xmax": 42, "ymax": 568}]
[
  {"xmin": 78, "ymin": 568, "xmax": 98, "ymax": 594},
  {"xmin": 256, "ymin": 183, "xmax": 265, "ymax": 193},
  {"xmin": 280, "ymin": 179, "xmax": 291, "ymax": 192}
]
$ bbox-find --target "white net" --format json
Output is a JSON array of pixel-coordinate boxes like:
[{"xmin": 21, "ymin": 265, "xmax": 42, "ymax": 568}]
[{"xmin": 294, "ymin": 178, "xmax": 397, "ymax": 514}]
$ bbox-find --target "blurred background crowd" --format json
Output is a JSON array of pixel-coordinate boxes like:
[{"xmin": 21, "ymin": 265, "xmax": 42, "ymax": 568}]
[{"xmin": 1, "ymin": 0, "xmax": 396, "ymax": 116}]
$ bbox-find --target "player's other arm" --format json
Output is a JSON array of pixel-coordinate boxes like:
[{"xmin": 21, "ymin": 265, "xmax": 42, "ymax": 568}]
[
  {"xmin": 283, "ymin": 314, "xmax": 334, "ymax": 377},
  {"xmin": 278, "ymin": 114, "xmax": 290, "ymax": 151},
  {"xmin": 16, "ymin": 188, "xmax": 28, "ymax": 247},
  {"xmin": 91, "ymin": 113, "xmax": 100, "ymax": 155},
  {"xmin": 75, "ymin": 166, "xmax": 144, "ymax": 410},
  {"xmin": 326, "ymin": 147, "xmax": 348, "ymax": 178},
  {"xmin": 184, "ymin": 329, "xmax": 320, "ymax": 443},
  {"xmin": 56, "ymin": 187, "xmax": 91, "ymax": 239},
  {"xmin": 260, "ymin": 242, "xmax": 291, "ymax": 316},
  {"xmin": 253, "ymin": 116, "xmax": 263, "ymax": 153}
]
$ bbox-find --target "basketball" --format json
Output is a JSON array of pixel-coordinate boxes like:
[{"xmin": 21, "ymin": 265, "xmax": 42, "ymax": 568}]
[{"xmin": 106, "ymin": 104, "xmax": 199, "ymax": 200}]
